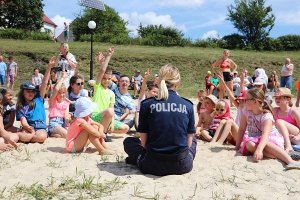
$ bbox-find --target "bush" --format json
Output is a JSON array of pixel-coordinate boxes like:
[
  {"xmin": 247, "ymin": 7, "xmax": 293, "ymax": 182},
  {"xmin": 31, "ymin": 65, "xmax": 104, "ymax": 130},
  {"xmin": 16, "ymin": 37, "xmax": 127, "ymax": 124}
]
[
  {"xmin": 277, "ymin": 35, "xmax": 300, "ymax": 51},
  {"xmin": 193, "ymin": 38, "xmax": 219, "ymax": 48},
  {"xmin": 221, "ymin": 34, "xmax": 245, "ymax": 49},
  {"xmin": 0, "ymin": 28, "xmax": 51, "ymax": 40},
  {"xmin": 262, "ymin": 37, "xmax": 283, "ymax": 51}
]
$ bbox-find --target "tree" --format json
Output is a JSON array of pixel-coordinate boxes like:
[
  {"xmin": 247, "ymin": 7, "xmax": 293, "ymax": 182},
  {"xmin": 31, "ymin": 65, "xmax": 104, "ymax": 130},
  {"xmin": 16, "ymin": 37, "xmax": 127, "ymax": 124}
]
[
  {"xmin": 227, "ymin": 0, "xmax": 275, "ymax": 49},
  {"xmin": 137, "ymin": 24, "xmax": 187, "ymax": 46},
  {"xmin": 0, "ymin": 0, "xmax": 44, "ymax": 31},
  {"xmin": 71, "ymin": 4, "xmax": 129, "ymax": 43}
]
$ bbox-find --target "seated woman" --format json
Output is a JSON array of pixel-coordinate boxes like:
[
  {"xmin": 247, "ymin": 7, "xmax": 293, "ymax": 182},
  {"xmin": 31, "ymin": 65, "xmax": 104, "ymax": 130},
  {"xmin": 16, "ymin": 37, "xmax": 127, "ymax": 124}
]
[{"xmin": 124, "ymin": 64, "xmax": 196, "ymax": 176}]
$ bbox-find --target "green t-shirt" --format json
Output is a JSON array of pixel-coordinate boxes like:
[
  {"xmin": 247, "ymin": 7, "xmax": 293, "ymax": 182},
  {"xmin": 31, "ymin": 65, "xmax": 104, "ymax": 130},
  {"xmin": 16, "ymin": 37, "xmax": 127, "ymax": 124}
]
[
  {"xmin": 92, "ymin": 83, "xmax": 115, "ymax": 113},
  {"xmin": 210, "ymin": 77, "xmax": 219, "ymax": 86}
]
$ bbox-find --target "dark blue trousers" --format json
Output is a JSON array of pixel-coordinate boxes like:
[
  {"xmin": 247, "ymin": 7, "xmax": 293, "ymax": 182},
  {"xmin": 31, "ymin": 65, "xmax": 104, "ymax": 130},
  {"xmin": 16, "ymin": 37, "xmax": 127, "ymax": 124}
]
[{"xmin": 123, "ymin": 137, "xmax": 197, "ymax": 176}]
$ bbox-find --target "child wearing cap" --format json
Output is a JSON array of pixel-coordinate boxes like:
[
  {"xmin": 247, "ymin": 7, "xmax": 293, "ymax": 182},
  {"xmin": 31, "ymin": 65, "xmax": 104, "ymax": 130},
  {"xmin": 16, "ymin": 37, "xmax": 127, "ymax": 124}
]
[
  {"xmin": 273, "ymin": 88, "xmax": 300, "ymax": 159},
  {"xmin": 66, "ymin": 97, "xmax": 114, "ymax": 155},
  {"xmin": 16, "ymin": 57, "xmax": 56, "ymax": 143},
  {"xmin": 196, "ymin": 94, "xmax": 217, "ymax": 141}
]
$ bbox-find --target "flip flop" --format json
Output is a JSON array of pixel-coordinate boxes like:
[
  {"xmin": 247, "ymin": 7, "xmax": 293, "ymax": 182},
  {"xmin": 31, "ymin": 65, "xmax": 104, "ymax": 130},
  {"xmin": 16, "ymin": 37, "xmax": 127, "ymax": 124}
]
[
  {"xmin": 288, "ymin": 150, "xmax": 300, "ymax": 160},
  {"xmin": 286, "ymin": 162, "xmax": 300, "ymax": 170}
]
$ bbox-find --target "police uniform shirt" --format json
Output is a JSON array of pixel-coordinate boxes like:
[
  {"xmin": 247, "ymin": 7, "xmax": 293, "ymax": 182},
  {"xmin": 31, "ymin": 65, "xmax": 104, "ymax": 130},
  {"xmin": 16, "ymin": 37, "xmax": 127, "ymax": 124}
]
[{"xmin": 138, "ymin": 90, "xmax": 195, "ymax": 154}]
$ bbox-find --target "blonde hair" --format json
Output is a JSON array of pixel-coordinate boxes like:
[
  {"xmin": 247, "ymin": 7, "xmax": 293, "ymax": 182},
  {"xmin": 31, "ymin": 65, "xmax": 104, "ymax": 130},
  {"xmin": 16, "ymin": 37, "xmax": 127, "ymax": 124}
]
[
  {"xmin": 157, "ymin": 64, "xmax": 180, "ymax": 100},
  {"xmin": 247, "ymin": 88, "xmax": 273, "ymax": 115}
]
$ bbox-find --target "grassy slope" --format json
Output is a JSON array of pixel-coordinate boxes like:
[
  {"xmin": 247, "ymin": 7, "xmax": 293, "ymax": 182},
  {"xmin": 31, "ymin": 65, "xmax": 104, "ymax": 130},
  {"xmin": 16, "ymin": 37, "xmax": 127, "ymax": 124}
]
[{"xmin": 0, "ymin": 39, "xmax": 300, "ymax": 97}]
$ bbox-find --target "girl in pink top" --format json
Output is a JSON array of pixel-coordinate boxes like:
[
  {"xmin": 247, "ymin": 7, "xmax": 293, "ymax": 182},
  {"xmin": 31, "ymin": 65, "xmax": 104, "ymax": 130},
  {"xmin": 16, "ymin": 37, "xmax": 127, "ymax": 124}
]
[
  {"xmin": 66, "ymin": 97, "xmax": 114, "ymax": 155},
  {"xmin": 273, "ymin": 88, "xmax": 300, "ymax": 152},
  {"xmin": 236, "ymin": 88, "xmax": 300, "ymax": 169},
  {"xmin": 48, "ymin": 72, "xmax": 70, "ymax": 138}
]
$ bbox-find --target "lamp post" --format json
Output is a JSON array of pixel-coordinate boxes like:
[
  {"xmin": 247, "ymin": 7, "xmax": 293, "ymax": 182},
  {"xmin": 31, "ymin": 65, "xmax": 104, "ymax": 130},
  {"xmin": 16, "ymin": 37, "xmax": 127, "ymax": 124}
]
[{"xmin": 88, "ymin": 20, "xmax": 96, "ymax": 80}]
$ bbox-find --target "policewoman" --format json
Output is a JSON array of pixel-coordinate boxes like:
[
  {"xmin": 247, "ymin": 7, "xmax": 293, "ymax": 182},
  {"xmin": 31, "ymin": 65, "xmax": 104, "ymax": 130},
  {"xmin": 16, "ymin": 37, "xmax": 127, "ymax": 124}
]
[{"xmin": 123, "ymin": 64, "xmax": 197, "ymax": 176}]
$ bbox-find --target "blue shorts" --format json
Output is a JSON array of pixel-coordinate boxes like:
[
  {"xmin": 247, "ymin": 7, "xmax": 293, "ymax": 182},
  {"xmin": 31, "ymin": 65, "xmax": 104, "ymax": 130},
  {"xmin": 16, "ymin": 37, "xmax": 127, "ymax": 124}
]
[
  {"xmin": 48, "ymin": 117, "xmax": 65, "ymax": 134},
  {"xmin": 28, "ymin": 120, "xmax": 47, "ymax": 131}
]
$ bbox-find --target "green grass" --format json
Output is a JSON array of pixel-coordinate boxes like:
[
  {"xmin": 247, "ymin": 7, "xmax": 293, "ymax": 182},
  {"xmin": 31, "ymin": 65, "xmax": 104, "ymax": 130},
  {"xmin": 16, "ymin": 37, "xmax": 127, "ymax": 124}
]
[{"xmin": 1, "ymin": 39, "xmax": 300, "ymax": 97}]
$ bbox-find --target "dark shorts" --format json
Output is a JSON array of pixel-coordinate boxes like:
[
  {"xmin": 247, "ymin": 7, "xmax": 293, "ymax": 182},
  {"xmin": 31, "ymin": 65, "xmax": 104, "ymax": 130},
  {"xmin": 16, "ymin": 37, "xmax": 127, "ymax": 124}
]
[
  {"xmin": 208, "ymin": 129, "xmax": 216, "ymax": 137},
  {"xmin": 223, "ymin": 71, "xmax": 233, "ymax": 82}
]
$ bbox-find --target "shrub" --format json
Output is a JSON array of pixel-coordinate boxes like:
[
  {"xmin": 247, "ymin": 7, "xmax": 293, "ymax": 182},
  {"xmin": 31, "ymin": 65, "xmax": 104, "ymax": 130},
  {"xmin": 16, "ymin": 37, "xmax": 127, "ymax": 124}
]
[
  {"xmin": 277, "ymin": 35, "xmax": 300, "ymax": 51},
  {"xmin": 0, "ymin": 28, "xmax": 51, "ymax": 40}
]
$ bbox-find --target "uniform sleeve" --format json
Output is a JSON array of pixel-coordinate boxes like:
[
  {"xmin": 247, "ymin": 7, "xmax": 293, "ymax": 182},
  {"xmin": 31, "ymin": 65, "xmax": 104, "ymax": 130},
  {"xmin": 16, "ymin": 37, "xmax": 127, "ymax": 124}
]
[
  {"xmin": 187, "ymin": 105, "xmax": 196, "ymax": 133},
  {"xmin": 137, "ymin": 101, "xmax": 149, "ymax": 133}
]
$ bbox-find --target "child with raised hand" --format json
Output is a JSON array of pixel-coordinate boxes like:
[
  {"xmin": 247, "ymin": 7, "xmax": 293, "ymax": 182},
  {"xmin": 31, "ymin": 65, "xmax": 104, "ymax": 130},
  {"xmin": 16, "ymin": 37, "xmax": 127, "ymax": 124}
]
[
  {"xmin": 0, "ymin": 90, "xmax": 18, "ymax": 152},
  {"xmin": 91, "ymin": 47, "xmax": 130, "ymax": 137},
  {"xmin": 16, "ymin": 57, "xmax": 55, "ymax": 143},
  {"xmin": 210, "ymin": 100, "xmax": 237, "ymax": 144},
  {"xmin": 196, "ymin": 94, "xmax": 218, "ymax": 141},
  {"xmin": 236, "ymin": 88, "xmax": 300, "ymax": 170},
  {"xmin": 134, "ymin": 69, "xmax": 159, "ymax": 129},
  {"xmin": 48, "ymin": 72, "xmax": 70, "ymax": 138},
  {"xmin": 216, "ymin": 71, "xmax": 246, "ymax": 127},
  {"xmin": 66, "ymin": 97, "xmax": 114, "ymax": 155}
]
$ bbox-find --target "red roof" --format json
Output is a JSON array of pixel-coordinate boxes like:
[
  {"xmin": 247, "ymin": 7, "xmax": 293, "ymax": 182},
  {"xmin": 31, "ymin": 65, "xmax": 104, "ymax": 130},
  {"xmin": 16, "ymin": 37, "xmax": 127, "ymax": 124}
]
[{"xmin": 43, "ymin": 15, "xmax": 57, "ymax": 27}]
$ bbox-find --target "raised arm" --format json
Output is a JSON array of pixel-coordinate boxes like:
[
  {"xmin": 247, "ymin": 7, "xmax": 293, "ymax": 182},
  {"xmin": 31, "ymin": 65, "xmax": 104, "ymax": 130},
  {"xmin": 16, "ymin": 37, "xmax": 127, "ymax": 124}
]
[
  {"xmin": 139, "ymin": 69, "xmax": 150, "ymax": 100},
  {"xmin": 96, "ymin": 47, "xmax": 114, "ymax": 84},
  {"xmin": 40, "ymin": 57, "xmax": 56, "ymax": 99},
  {"xmin": 49, "ymin": 72, "xmax": 67, "ymax": 107},
  {"xmin": 216, "ymin": 72, "xmax": 239, "ymax": 107}
]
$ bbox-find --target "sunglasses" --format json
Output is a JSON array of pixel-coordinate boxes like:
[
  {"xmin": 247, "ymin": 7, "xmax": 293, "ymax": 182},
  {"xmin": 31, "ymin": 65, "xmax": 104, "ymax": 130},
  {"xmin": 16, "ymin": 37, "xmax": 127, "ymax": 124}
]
[
  {"xmin": 76, "ymin": 82, "xmax": 84, "ymax": 86},
  {"xmin": 216, "ymin": 108, "xmax": 225, "ymax": 111}
]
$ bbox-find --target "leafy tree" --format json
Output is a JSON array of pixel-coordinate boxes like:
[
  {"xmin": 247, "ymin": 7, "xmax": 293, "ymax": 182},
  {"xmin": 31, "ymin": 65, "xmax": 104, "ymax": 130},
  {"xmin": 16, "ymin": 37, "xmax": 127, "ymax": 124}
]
[
  {"xmin": 221, "ymin": 33, "xmax": 245, "ymax": 49},
  {"xmin": 71, "ymin": 4, "xmax": 129, "ymax": 42},
  {"xmin": 227, "ymin": 0, "xmax": 275, "ymax": 49},
  {"xmin": 0, "ymin": 0, "xmax": 44, "ymax": 31},
  {"xmin": 137, "ymin": 24, "xmax": 187, "ymax": 46}
]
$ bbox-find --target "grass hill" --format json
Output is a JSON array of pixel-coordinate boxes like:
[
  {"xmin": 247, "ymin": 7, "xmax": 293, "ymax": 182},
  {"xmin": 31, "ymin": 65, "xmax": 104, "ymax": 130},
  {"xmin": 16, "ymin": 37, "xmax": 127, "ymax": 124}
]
[{"xmin": 0, "ymin": 39, "xmax": 300, "ymax": 97}]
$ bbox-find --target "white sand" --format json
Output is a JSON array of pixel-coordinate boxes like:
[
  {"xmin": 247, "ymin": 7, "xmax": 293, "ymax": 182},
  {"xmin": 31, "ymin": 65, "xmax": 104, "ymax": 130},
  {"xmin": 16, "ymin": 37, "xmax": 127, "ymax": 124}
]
[{"xmin": 0, "ymin": 98, "xmax": 300, "ymax": 199}]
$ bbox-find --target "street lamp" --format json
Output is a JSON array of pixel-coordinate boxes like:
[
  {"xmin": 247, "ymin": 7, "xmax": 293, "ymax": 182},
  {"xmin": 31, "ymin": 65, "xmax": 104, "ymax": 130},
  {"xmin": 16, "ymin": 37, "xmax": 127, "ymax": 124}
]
[{"xmin": 88, "ymin": 20, "xmax": 96, "ymax": 80}]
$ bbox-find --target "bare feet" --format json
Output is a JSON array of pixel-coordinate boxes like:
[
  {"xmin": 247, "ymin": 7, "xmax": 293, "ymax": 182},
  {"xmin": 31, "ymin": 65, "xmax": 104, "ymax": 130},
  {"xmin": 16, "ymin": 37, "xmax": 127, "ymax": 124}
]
[
  {"xmin": 0, "ymin": 143, "xmax": 14, "ymax": 153},
  {"xmin": 99, "ymin": 149, "xmax": 115, "ymax": 155}
]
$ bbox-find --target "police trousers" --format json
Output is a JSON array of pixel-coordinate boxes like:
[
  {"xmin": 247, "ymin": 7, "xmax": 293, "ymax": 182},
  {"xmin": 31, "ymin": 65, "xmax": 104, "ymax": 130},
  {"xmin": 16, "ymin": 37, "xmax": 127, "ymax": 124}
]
[{"xmin": 123, "ymin": 137, "xmax": 197, "ymax": 176}]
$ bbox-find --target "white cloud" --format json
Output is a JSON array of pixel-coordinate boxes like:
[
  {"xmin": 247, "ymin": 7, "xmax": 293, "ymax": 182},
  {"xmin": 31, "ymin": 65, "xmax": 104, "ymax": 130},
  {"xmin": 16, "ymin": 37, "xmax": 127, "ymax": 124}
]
[
  {"xmin": 120, "ymin": 12, "xmax": 186, "ymax": 36},
  {"xmin": 201, "ymin": 30, "xmax": 220, "ymax": 39},
  {"xmin": 276, "ymin": 10, "xmax": 300, "ymax": 25},
  {"xmin": 159, "ymin": 0, "xmax": 205, "ymax": 7},
  {"xmin": 51, "ymin": 15, "xmax": 73, "ymax": 37}
]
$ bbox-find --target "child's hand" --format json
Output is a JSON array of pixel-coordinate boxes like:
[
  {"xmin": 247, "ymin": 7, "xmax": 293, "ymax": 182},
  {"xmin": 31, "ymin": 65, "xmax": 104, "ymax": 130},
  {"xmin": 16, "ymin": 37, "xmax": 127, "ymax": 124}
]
[
  {"xmin": 48, "ymin": 56, "xmax": 56, "ymax": 67},
  {"xmin": 253, "ymin": 149, "xmax": 263, "ymax": 161},
  {"xmin": 107, "ymin": 47, "xmax": 114, "ymax": 56},
  {"xmin": 144, "ymin": 69, "xmax": 150, "ymax": 78},
  {"xmin": 97, "ymin": 52, "xmax": 105, "ymax": 65},
  {"xmin": 23, "ymin": 125, "xmax": 34, "ymax": 133}
]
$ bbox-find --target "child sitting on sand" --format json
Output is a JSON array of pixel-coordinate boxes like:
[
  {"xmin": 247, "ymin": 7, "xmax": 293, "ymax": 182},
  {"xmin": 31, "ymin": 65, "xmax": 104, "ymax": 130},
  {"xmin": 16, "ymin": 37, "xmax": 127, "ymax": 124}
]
[
  {"xmin": 134, "ymin": 69, "xmax": 158, "ymax": 129},
  {"xmin": 196, "ymin": 94, "xmax": 218, "ymax": 141},
  {"xmin": 66, "ymin": 97, "xmax": 114, "ymax": 155},
  {"xmin": 0, "ymin": 88, "xmax": 18, "ymax": 152},
  {"xmin": 210, "ymin": 100, "xmax": 237, "ymax": 144},
  {"xmin": 48, "ymin": 72, "xmax": 70, "ymax": 138},
  {"xmin": 16, "ymin": 57, "xmax": 55, "ymax": 143},
  {"xmin": 236, "ymin": 88, "xmax": 300, "ymax": 170},
  {"xmin": 196, "ymin": 89, "xmax": 206, "ymax": 117}
]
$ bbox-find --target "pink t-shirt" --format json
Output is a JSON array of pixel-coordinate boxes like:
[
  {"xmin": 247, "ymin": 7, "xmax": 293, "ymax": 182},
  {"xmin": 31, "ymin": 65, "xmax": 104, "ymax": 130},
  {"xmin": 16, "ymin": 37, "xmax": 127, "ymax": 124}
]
[
  {"xmin": 66, "ymin": 117, "xmax": 92, "ymax": 152},
  {"xmin": 49, "ymin": 98, "xmax": 70, "ymax": 118}
]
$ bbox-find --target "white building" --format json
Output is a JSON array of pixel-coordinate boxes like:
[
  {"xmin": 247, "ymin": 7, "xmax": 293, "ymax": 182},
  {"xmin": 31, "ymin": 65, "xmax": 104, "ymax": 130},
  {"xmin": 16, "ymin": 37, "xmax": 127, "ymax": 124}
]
[{"xmin": 41, "ymin": 15, "xmax": 57, "ymax": 38}]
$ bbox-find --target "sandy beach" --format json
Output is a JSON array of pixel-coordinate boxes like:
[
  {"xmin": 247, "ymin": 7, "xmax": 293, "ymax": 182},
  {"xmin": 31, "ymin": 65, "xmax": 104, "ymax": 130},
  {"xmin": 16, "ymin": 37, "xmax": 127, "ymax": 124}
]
[{"xmin": 0, "ymin": 98, "xmax": 300, "ymax": 199}]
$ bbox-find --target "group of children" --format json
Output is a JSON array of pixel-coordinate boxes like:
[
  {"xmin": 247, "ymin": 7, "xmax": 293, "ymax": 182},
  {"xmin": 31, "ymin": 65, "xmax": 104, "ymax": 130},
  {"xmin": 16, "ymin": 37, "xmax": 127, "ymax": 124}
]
[
  {"xmin": 197, "ymin": 69, "xmax": 300, "ymax": 169},
  {"xmin": 1, "ymin": 48, "xmax": 300, "ymax": 170}
]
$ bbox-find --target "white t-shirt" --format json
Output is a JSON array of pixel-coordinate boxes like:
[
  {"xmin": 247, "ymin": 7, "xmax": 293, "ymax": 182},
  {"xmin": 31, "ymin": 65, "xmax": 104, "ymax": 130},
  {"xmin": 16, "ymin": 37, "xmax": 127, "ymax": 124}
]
[
  {"xmin": 57, "ymin": 52, "xmax": 77, "ymax": 88},
  {"xmin": 242, "ymin": 108, "xmax": 277, "ymax": 137}
]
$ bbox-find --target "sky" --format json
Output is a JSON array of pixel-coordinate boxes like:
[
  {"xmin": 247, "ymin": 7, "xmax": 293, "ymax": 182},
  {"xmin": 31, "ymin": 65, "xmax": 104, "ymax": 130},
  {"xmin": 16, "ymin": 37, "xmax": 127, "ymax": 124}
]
[{"xmin": 43, "ymin": 0, "xmax": 300, "ymax": 40}]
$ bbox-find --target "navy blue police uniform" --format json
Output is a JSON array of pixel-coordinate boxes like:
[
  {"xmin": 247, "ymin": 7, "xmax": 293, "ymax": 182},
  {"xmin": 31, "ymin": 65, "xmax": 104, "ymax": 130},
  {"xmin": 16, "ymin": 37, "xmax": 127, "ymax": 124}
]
[{"xmin": 123, "ymin": 90, "xmax": 197, "ymax": 176}]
